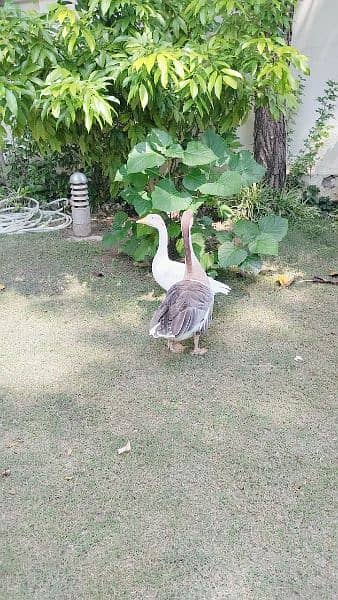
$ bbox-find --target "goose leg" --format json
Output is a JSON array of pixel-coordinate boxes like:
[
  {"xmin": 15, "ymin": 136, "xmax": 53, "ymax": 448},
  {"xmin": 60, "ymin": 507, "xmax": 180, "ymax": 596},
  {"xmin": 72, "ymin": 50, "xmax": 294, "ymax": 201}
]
[
  {"xmin": 191, "ymin": 335, "xmax": 208, "ymax": 355},
  {"xmin": 168, "ymin": 340, "xmax": 186, "ymax": 353}
]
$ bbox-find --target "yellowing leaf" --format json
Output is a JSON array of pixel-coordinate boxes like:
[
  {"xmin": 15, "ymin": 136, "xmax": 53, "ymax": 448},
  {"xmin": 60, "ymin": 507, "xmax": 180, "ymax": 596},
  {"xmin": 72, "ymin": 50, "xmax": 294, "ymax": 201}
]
[
  {"xmin": 173, "ymin": 59, "xmax": 185, "ymax": 78},
  {"xmin": 214, "ymin": 75, "xmax": 222, "ymax": 99},
  {"xmin": 276, "ymin": 274, "xmax": 295, "ymax": 287},
  {"xmin": 257, "ymin": 39, "xmax": 266, "ymax": 54},
  {"xmin": 143, "ymin": 54, "xmax": 156, "ymax": 74},
  {"xmin": 139, "ymin": 84, "xmax": 149, "ymax": 110},
  {"xmin": 223, "ymin": 75, "xmax": 238, "ymax": 89},
  {"xmin": 190, "ymin": 80, "xmax": 198, "ymax": 99},
  {"xmin": 157, "ymin": 55, "xmax": 168, "ymax": 88},
  {"xmin": 83, "ymin": 30, "xmax": 95, "ymax": 53}
]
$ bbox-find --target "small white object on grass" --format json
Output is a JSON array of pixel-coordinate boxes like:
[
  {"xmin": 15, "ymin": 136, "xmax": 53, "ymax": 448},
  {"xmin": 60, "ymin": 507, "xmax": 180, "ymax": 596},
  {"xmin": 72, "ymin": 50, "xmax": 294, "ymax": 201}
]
[
  {"xmin": 294, "ymin": 355, "xmax": 304, "ymax": 362},
  {"xmin": 117, "ymin": 440, "xmax": 131, "ymax": 455}
]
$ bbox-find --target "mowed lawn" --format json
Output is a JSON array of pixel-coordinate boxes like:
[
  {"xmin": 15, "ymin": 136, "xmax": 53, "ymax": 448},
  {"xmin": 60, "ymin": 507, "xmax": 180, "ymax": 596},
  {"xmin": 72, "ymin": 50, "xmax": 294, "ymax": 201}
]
[{"xmin": 0, "ymin": 220, "xmax": 337, "ymax": 599}]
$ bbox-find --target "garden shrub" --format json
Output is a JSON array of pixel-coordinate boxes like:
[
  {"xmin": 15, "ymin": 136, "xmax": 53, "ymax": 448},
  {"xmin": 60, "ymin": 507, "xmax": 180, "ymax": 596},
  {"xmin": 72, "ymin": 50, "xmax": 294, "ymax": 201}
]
[{"xmin": 103, "ymin": 129, "xmax": 288, "ymax": 274}]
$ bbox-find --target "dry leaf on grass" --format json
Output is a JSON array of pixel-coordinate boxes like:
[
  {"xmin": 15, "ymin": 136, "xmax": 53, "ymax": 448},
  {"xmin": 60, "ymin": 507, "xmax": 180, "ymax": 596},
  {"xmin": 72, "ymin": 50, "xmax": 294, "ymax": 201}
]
[
  {"xmin": 5, "ymin": 439, "xmax": 23, "ymax": 449},
  {"xmin": 64, "ymin": 475, "xmax": 73, "ymax": 481},
  {"xmin": 66, "ymin": 448, "xmax": 73, "ymax": 457},
  {"xmin": 276, "ymin": 274, "xmax": 295, "ymax": 288},
  {"xmin": 117, "ymin": 440, "xmax": 131, "ymax": 455},
  {"xmin": 2, "ymin": 469, "xmax": 11, "ymax": 477},
  {"xmin": 0, "ymin": 283, "xmax": 5, "ymax": 291}
]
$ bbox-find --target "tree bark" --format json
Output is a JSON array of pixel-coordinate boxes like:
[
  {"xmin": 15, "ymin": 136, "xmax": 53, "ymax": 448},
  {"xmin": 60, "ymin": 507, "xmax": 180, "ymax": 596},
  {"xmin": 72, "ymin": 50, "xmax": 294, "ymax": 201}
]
[
  {"xmin": 254, "ymin": 107, "xmax": 287, "ymax": 188},
  {"xmin": 253, "ymin": 4, "xmax": 295, "ymax": 189}
]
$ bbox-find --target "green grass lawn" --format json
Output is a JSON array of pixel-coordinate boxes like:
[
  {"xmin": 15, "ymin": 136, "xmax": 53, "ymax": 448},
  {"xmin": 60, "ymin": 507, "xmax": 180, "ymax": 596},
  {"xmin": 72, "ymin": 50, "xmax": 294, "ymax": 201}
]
[{"xmin": 1, "ymin": 219, "xmax": 337, "ymax": 599}]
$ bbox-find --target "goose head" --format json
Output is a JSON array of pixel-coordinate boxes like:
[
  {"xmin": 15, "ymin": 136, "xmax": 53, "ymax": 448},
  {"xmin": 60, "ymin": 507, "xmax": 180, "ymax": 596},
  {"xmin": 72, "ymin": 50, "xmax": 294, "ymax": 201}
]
[{"xmin": 136, "ymin": 214, "xmax": 165, "ymax": 230}]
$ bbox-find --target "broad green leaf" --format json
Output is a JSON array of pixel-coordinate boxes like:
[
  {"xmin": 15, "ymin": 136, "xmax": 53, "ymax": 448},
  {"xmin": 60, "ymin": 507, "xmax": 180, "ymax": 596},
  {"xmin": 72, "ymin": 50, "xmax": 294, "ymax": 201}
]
[
  {"xmin": 132, "ymin": 238, "xmax": 154, "ymax": 261},
  {"xmin": 127, "ymin": 172, "xmax": 148, "ymax": 190},
  {"xmin": 240, "ymin": 255, "xmax": 262, "ymax": 274},
  {"xmin": 102, "ymin": 228, "xmax": 128, "ymax": 248},
  {"xmin": 132, "ymin": 193, "xmax": 152, "ymax": 216},
  {"xmin": 200, "ymin": 129, "xmax": 229, "ymax": 160},
  {"xmin": 5, "ymin": 90, "xmax": 17, "ymax": 117},
  {"xmin": 121, "ymin": 188, "xmax": 151, "ymax": 216},
  {"xmin": 164, "ymin": 143, "xmax": 184, "ymax": 159},
  {"xmin": 126, "ymin": 142, "xmax": 166, "ymax": 174},
  {"xmin": 114, "ymin": 211, "xmax": 129, "ymax": 227},
  {"xmin": 218, "ymin": 242, "xmax": 248, "ymax": 268},
  {"xmin": 114, "ymin": 165, "xmax": 128, "ymax": 182},
  {"xmin": 183, "ymin": 169, "xmax": 207, "ymax": 191},
  {"xmin": 139, "ymin": 84, "xmax": 149, "ymax": 110},
  {"xmin": 248, "ymin": 233, "xmax": 279, "ymax": 256},
  {"xmin": 198, "ymin": 171, "xmax": 242, "ymax": 197},
  {"xmin": 215, "ymin": 231, "xmax": 233, "ymax": 244},
  {"xmin": 147, "ymin": 129, "xmax": 173, "ymax": 151},
  {"xmin": 151, "ymin": 179, "xmax": 192, "ymax": 213},
  {"xmin": 258, "ymin": 215, "xmax": 288, "ymax": 241},
  {"xmin": 182, "ymin": 141, "xmax": 217, "ymax": 166},
  {"xmin": 233, "ymin": 219, "xmax": 259, "ymax": 243},
  {"xmin": 200, "ymin": 251, "xmax": 215, "ymax": 271},
  {"xmin": 229, "ymin": 150, "xmax": 265, "ymax": 186}
]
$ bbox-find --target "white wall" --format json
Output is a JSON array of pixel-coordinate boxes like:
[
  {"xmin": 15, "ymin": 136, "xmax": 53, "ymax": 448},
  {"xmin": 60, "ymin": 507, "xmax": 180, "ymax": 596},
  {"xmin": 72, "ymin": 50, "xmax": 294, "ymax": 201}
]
[{"xmin": 239, "ymin": 0, "xmax": 338, "ymax": 181}]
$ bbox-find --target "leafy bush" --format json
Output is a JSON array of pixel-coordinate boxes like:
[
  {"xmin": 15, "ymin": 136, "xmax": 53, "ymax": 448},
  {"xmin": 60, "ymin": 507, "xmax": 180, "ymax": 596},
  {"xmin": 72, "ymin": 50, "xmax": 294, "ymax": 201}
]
[
  {"xmin": 0, "ymin": 135, "xmax": 111, "ymax": 209},
  {"xmin": 289, "ymin": 80, "xmax": 338, "ymax": 182},
  {"xmin": 232, "ymin": 184, "xmax": 321, "ymax": 222},
  {"xmin": 0, "ymin": 1, "xmax": 308, "ymax": 192},
  {"xmin": 103, "ymin": 128, "xmax": 288, "ymax": 274}
]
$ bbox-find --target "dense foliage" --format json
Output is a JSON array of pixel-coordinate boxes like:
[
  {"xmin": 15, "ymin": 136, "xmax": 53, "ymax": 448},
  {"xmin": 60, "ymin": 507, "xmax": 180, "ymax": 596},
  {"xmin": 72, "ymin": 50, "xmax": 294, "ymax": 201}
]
[
  {"xmin": 103, "ymin": 128, "xmax": 288, "ymax": 274},
  {"xmin": 0, "ymin": 0, "xmax": 308, "ymax": 190}
]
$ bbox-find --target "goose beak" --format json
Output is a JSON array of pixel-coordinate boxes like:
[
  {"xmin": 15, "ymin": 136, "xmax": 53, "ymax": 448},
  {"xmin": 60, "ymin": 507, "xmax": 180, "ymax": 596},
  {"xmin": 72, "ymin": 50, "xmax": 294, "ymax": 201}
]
[{"xmin": 136, "ymin": 217, "xmax": 147, "ymax": 224}]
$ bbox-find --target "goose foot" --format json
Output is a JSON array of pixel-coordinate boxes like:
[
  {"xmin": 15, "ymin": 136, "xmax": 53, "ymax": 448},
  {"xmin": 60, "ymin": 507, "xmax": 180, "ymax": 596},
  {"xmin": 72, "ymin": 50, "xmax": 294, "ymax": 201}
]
[
  {"xmin": 167, "ymin": 340, "xmax": 186, "ymax": 353},
  {"xmin": 191, "ymin": 335, "xmax": 208, "ymax": 356}
]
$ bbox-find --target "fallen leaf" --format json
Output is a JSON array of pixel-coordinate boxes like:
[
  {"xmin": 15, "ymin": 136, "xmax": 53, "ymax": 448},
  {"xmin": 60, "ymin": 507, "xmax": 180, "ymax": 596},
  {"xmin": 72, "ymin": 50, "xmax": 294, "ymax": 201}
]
[
  {"xmin": 312, "ymin": 275, "xmax": 338, "ymax": 285},
  {"xmin": 8, "ymin": 489, "xmax": 16, "ymax": 495},
  {"xmin": 5, "ymin": 438, "xmax": 23, "ymax": 449},
  {"xmin": 294, "ymin": 355, "xmax": 303, "ymax": 362},
  {"xmin": 2, "ymin": 469, "xmax": 11, "ymax": 477},
  {"xmin": 117, "ymin": 440, "xmax": 131, "ymax": 455},
  {"xmin": 0, "ymin": 283, "xmax": 5, "ymax": 291},
  {"xmin": 276, "ymin": 274, "xmax": 295, "ymax": 287},
  {"xmin": 66, "ymin": 448, "xmax": 73, "ymax": 457},
  {"xmin": 64, "ymin": 475, "xmax": 73, "ymax": 481}
]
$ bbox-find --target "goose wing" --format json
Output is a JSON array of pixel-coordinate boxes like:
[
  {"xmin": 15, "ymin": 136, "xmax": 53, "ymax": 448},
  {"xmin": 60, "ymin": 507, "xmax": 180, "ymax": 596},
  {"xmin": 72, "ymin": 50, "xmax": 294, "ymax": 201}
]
[{"xmin": 150, "ymin": 280, "xmax": 213, "ymax": 340}]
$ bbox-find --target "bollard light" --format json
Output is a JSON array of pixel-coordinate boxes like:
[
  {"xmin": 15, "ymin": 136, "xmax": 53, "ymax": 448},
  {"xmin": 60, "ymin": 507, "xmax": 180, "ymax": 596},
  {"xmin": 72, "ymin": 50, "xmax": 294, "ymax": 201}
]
[{"xmin": 69, "ymin": 172, "xmax": 91, "ymax": 237}]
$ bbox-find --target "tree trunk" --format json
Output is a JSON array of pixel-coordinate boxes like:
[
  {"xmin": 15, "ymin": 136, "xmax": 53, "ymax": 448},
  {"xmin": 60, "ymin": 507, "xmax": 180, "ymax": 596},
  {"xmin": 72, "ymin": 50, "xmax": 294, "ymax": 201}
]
[
  {"xmin": 254, "ymin": 107, "xmax": 287, "ymax": 188},
  {"xmin": 253, "ymin": 4, "xmax": 295, "ymax": 189}
]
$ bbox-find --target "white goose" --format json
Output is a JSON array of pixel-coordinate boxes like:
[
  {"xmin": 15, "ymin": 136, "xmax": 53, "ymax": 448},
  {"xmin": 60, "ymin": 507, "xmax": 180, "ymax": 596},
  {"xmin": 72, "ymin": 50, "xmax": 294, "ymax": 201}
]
[{"xmin": 136, "ymin": 213, "xmax": 231, "ymax": 295}]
